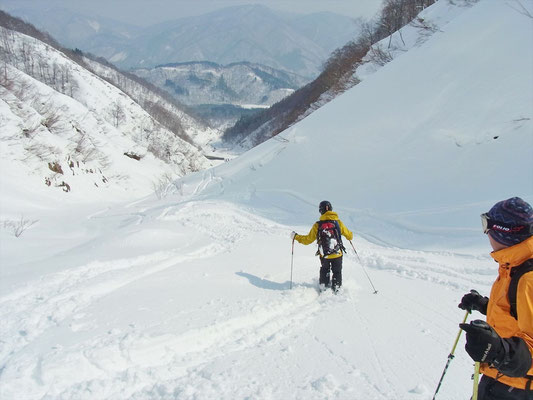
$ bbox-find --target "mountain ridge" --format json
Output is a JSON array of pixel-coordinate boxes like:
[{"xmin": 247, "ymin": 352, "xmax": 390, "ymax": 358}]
[{"xmin": 3, "ymin": 4, "xmax": 360, "ymax": 78}]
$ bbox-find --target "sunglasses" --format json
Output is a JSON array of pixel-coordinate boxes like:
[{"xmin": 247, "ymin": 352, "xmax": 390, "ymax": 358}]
[{"xmin": 480, "ymin": 213, "xmax": 533, "ymax": 235}]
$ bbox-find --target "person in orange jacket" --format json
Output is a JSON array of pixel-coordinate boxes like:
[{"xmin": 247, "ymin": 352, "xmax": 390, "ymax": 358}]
[
  {"xmin": 291, "ymin": 200, "xmax": 353, "ymax": 293},
  {"xmin": 459, "ymin": 197, "xmax": 533, "ymax": 399}
]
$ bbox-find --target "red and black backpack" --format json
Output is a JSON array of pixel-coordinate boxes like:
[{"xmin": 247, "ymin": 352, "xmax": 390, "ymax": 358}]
[{"xmin": 316, "ymin": 220, "xmax": 346, "ymax": 257}]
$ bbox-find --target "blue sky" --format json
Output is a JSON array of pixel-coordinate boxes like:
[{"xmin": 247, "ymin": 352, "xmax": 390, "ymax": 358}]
[{"xmin": 0, "ymin": 0, "xmax": 383, "ymax": 26}]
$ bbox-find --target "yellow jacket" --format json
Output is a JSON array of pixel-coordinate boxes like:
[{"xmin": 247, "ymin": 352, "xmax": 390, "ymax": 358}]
[
  {"xmin": 482, "ymin": 235, "xmax": 533, "ymax": 389},
  {"xmin": 294, "ymin": 211, "xmax": 353, "ymax": 259}
]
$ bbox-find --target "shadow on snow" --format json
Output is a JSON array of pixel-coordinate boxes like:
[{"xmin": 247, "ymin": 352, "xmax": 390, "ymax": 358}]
[{"xmin": 236, "ymin": 272, "xmax": 316, "ymax": 291}]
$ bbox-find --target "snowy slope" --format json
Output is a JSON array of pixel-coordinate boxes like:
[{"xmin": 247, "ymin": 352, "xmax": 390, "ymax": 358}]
[
  {"xmin": 1, "ymin": 1, "xmax": 532, "ymax": 400},
  {"xmin": 0, "ymin": 198, "xmax": 495, "ymax": 400},
  {"xmin": 178, "ymin": 0, "xmax": 533, "ymax": 250},
  {"xmin": 0, "ymin": 25, "xmax": 214, "ymax": 209},
  {"xmin": 81, "ymin": 57, "xmax": 221, "ymax": 148}
]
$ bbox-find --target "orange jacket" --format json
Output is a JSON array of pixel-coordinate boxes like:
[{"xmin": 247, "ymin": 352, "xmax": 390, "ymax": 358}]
[
  {"xmin": 294, "ymin": 211, "xmax": 353, "ymax": 259},
  {"xmin": 481, "ymin": 236, "xmax": 533, "ymax": 389}
]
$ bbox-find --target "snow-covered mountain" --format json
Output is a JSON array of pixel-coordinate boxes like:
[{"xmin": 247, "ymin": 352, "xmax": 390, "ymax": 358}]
[
  {"xmin": 125, "ymin": 5, "xmax": 358, "ymax": 77},
  {"xmin": 0, "ymin": 13, "xmax": 219, "ymax": 202},
  {"xmin": 1, "ymin": 1, "xmax": 532, "ymax": 400},
  {"xmin": 223, "ymin": 0, "xmax": 450, "ymax": 149},
  {"xmin": 210, "ymin": 0, "xmax": 533, "ymax": 249},
  {"xmin": 134, "ymin": 61, "xmax": 307, "ymax": 107},
  {"xmin": 133, "ymin": 61, "xmax": 308, "ymax": 129},
  {"xmin": 0, "ymin": 7, "xmax": 140, "ymax": 50},
  {"xmin": 4, "ymin": 5, "xmax": 361, "ymax": 78}
]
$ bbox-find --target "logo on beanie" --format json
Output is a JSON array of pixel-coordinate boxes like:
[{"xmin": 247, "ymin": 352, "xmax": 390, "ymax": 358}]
[{"xmin": 491, "ymin": 224, "xmax": 527, "ymax": 234}]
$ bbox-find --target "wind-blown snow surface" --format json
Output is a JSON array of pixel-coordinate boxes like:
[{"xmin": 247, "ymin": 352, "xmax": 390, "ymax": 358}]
[{"xmin": 1, "ymin": 1, "xmax": 532, "ymax": 399}]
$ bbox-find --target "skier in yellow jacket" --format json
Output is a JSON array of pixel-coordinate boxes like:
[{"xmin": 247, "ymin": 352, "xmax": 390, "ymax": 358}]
[
  {"xmin": 291, "ymin": 200, "xmax": 353, "ymax": 293},
  {"xmin": 459, "ymin": 197, "xmax": 533, "ymax": 399}
]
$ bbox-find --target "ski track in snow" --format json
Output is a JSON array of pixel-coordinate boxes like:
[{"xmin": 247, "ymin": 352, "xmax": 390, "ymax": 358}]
[
  {"xmin": 0, "ymin": 201, "xmax": 493, "ymax": 399},
  {"xmin": 0, "ymin": 245, "xmax": 222, "ymax": 364}
]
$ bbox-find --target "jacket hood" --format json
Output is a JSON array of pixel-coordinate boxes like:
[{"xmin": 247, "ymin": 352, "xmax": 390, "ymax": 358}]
[{"xmin": 319, "ymin": 211, "xmax": 339, "ymax": 221}]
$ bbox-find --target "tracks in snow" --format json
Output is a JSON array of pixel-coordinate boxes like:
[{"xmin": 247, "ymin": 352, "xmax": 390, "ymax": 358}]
[{"xmin": 0, "ymin": 200, "xmax": 491, "ymax": 399}]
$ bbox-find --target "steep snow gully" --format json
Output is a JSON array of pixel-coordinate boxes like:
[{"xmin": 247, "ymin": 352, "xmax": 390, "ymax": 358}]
[{"xmin": 1, "ymin": 0, "xmax": 532, "ymax": 398}]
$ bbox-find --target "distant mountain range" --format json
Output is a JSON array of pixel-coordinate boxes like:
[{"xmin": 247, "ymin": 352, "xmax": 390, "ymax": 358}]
[
  {"xmin": 133, "ymin": 60, "xmax": 309, "ymax": 129},
  {"xmin": 5, "ymin": 5, "xmax": 360, "ymax": 78},
  {"xmin": 134, "ymin": 61, "xmax": 307, "ymax": 106}
]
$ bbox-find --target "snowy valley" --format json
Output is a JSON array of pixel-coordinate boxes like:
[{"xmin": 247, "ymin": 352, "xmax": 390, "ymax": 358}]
[
  {"xmin": 1, "ymin": 1, "xmax": 533, "ymax": 400},
  {"xmin": 1, "ymin": 4, "xmax": 369, "ymax": 131},
  {"xmin": 133, "ymin": 61, "xmax": 307, "ymax": 130}
]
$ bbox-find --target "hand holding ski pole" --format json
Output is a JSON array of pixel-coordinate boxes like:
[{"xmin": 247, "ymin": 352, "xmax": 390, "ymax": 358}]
[{"xmin": 349, "ymin": 240, "xmax": 378, "ymax": 294}]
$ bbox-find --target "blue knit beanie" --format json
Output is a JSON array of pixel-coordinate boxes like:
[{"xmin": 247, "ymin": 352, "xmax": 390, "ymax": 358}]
[{"xmin": 487, "ymin": 197, "xmax": 533, "ymax": 246}]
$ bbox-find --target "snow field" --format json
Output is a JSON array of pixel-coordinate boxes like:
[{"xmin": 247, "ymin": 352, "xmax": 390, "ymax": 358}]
[{"xmin": 1, "ymin": 200, "xmax": 493, "ymax": 399}]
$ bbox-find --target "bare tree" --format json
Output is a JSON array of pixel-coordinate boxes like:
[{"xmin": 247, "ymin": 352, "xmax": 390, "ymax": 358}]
[
  {"xmin": 146, "ymin": 101, "xmax": 183, "ymax": 136},
  {"xmin": 73, "ymin": 133, "xmax": 99, "ymax": 162},
  {"xmin": 24, "ymin": 142, "xmax": 60, "ymax": 161},
  {"xmin": 0, "ymin": 60, "xmax": 13, "ymax": 89},
  {"xmin": 12, "ymin": 78, "xmax": 32, "ymax": 101},
  {"xmin": 368, "ymin": 44, "xmax": 394, "ymax": 66},
  {"xmin": 0, "ymin": 27, "xmax": 15, "ymax": 61},
  {"xmin": 110, "ymin": 100, "xmax": 126, "ymax": 128}
]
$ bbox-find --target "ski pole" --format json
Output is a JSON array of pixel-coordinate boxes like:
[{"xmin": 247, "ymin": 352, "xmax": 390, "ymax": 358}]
[
  {"xmin": 432, "ymin": 310, "xmax": 470, "ymax": 400},
  {"xmin": 349, "ymin": 240, "xmax": 378, "ymax": 294},
  {"xmin": 472, "ymin": 362, "xmax": 480, "ymax": 400},
  {"xmin": 290, "ymin": 238, "xmax": 295, "ymax": 289}
]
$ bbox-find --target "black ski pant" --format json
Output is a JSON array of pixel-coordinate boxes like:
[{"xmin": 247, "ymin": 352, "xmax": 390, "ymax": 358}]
[
  {"xmin": 476, "ymin": 375, "xmax": 532, "ymax": 400},
  {"xmin": 319, "ymin": 256, "xmax": 343, "ymax": 289}
]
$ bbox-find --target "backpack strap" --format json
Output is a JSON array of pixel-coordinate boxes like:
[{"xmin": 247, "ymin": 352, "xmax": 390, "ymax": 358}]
[
  {"xmin": 315, "ymin": 220, "xmax": 321, "ymax": 256},
  {"xmin": 508, "ymin": 259, "xmax": 533, "ymax": 319},
  {"xmin": 333, "ymin": 220, "xmax": 347, "ymax": 253},
  {"xmin": 315, "ymin": 220, "xmax": 323, "ymax": 244}
]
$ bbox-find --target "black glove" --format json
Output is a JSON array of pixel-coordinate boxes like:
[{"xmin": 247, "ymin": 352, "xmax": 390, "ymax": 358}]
[
  {"xmin": 459, "ymin": 320, "xmax": 504, "ymax": 364},
  {"xmin": 460, "ymin": 320, "xmax": 533, "ymax": 377},
  {"xmin": 458, "ymin": 290, "xmax": 489, "ymax": 314}
]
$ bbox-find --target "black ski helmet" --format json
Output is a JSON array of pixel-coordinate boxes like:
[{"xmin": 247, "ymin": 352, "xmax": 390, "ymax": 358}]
[{"xmin": 319, "ymin": 200, "xmax": 332, "ymax": 215}]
